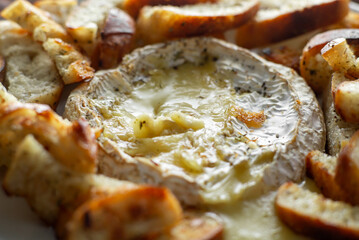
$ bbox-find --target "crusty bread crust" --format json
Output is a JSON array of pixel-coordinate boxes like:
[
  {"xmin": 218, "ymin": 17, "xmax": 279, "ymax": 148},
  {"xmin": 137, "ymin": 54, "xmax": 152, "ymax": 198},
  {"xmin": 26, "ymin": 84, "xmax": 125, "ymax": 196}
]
[
  {"xmin": 91, "ymin": 8, "xmax": 135, "ymax": 70},
  {"xmin": 1, "ymin": 0, "xmax": 71, "ymax": 42},
  {"xmin": 234, "ymin": 0, "xmax": 349, "ymax": 48},
  {"xmin": 336, "ymin": 130, "xmax": 359, "ymax": 205},
  {"xmin": 305, "ymin": 150, "xmax": 348, "ymax": 202},
  {"xmin": 43, "ymin": 38, "xmax": 94, "ymax": 84},
  {"xmin": 137, "ymin": 0, "xmax": 259, "ymax": 44},
  {"xmin": 323, "ymin": 79, "xmax": 359, "ymax": 156},
  {"xmin": 0, "ymin": 20, "xmax": 63, "ymax": 108},
  {"xmin": 122, "ymin": 0, "xmax": 216, "ymax": 18},
  {"xmin": 276, "ymin": 182, "xmax": 359, "ymax": 240},
  {"xmin": 0, "ymin": 101, "xmax": 98, "ymax": 173}
]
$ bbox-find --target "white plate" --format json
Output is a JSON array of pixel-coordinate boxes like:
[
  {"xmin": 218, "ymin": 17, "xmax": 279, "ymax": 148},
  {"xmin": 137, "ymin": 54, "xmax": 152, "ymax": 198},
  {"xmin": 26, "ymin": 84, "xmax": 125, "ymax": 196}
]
[{"xmin": 0, "ymin": 169, "xmax": 54, "ymax": 240}]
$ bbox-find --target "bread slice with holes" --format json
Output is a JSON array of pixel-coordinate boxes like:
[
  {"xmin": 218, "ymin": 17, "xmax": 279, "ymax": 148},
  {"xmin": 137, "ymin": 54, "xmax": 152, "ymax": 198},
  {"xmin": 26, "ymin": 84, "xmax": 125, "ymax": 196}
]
[
  {"xmin": 0, "ymin": 20, "xmax": 63, "ymax": 108},
  {"xmin": 276, "ymin": 182, "xmax": 359, "ymax": 240},
  {"xmin": 228, "ymin": 0, "xmax": 349, "ymax": 48}
]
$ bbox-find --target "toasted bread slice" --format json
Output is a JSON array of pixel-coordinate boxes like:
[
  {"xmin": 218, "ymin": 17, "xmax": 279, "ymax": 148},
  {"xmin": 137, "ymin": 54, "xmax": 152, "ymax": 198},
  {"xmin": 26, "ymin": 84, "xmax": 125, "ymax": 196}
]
[
  {"xmin": 170, "ymin": 213, "xmax": 223, "ymax": 240},
  {"xmin": 91, "ymin": 8, "xmax": 135, "ymax": 70},
  {"xmin": 276, "ymin": 182, "xmax": 359, "ymax": 240},
  {"xmin": 336, "ymin": 130, "xmax": 359, "ymax": 205},
  {"xmin": 137, "ymin": 0, "xmax": 259, "ymax": 44},
  {"xmin": 34, "ymin": 0, "xmax": 77, "ymax": 25},
  {"xmin": 231, "ymin": 0, "xmax": 349, "ymax": 49},
  {"xmin": 0, "ymin": 21, "xmax": 63, "ymax": 108},
  {"xmin": 0, "ymin": 101, "xmax": 97, "ymax": 173},
  {"xmin": 323, "ymin": 80, "xmax": 359, "ymax": 156},
  {"xmin": 305, "ymin": 150, "xmax": 348, "ymax": 202},
  {"xmin": 65, "ymin": 0, "xmax": 124, "ymax": 56},
  {"xmin": 1, "ymin": 1, "xmax": 93, "ymax": 84},
  {"xmin": 322, "ymin": 37, "xmax": 359, "ymax": 79},
  {"xmin": 64, "ymin": 186, "xmax": 182, "ymax": 240},
  {"xmin": 331, "ymin": 72, "xmax": 359, "ymax": 123},
  {"xmin": 3, "ymin": 134, "xmax": 136, "ymax": 223},
  {"xmin": 122, "ymin": 0, "xmax": 216, "ymax": 18},
  {"xmin": 299, "ymin": 29, "xmax": 359, "ymax": 94},
  {"xmin": 43, "ymin": 38, "xmax": 94, "ymax": 84},
  {"xmin": 1, "ymin": 0, "xmax": 71, "ymax": 42}
]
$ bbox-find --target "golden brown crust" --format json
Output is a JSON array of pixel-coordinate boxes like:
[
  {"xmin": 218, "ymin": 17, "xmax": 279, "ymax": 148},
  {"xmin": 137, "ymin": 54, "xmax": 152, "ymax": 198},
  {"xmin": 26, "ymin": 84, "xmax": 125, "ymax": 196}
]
[
  {"xmin": 122, "ymin": 0, "xmax": 216, "ymax": 18},
  {"xmin": 305, "ymin": 150, "xmax": 347, "ymax": 202},
  {"xmin": 0, "ymin": 102, "xmax": 97, "ymax": 173},
  {"xmin": 235, "ymin": 0, "xmax": 350, "ymax": 48},
  {"xmin": 171, "ymin": 212, "xmax": 223, "ymax": 240},
  {"xmin": 300, "ymin": 29, "xmax": 359, "ymax": 94},
  {"xmin": 63, "ymin": 186, "xmax": 182, "ymax": 240},
  {"xmin": 43, "ymin": 38, "xmax": 94, "ymax": 84},
  {"xmin": 91, "ymin": 8, "xmax": 135, "ymax": 70},
  {"xmin": 276, "ymin": 182, "xmax": 359, "ymax": 240},
  {"xmin": 1, "ymin": 0, "xmax": 71, "ymax": 42},
  {"xmin": 137, "ymin": 0, "xmax": 259, "ymax": 44},
  {"xmin": 336, "ymin": 130, "xmax": 359, "ymax": 205}
]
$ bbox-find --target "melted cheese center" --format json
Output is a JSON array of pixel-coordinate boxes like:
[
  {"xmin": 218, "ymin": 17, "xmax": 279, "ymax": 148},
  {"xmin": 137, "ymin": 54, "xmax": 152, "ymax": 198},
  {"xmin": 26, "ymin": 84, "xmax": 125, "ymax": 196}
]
[{"xmin": 97, "ymin": 61, "xmax": 298, "ymax": 204}]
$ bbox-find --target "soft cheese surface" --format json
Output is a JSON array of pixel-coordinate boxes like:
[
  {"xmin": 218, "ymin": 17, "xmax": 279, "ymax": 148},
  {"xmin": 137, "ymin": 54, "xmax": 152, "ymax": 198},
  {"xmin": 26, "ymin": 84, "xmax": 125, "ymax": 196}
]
[{"xmin": 65, "ymin": 38, "xmax": 325, "ymax": 206}]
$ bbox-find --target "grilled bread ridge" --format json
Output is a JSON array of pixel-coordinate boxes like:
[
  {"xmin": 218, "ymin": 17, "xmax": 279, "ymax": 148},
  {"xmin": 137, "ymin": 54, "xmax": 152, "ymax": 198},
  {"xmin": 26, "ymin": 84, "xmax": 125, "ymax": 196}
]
[
  {"xmin": 231, "ymin": 0, "xmax": 350, "ymax": 48},
  {"xmin": 64, "ymin": 37, "xmax": 325, "ymax": 206}
]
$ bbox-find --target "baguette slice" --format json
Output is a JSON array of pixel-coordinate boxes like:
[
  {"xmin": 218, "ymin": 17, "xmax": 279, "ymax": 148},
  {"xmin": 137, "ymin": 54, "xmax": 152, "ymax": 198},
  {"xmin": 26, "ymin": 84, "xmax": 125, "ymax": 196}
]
[
  {"xmin": 3, "ymin": 134, "xmax": 136, "ymax": 224},
  {"xmin": 91, "ymin": 8, "xmax": 135, "ymax": 70},
  {"xmin": 43, "ymin": 38, "xmax": 94, "ymax": 84},
  {"xmin": 170, "ymin": 213, "xmax": 223, "ymax": 240},
  {"xmin": 65, "ymin": 0, "xmax": 124, "ymax": 56},
  {"xmin": 0, "ymin": 20, "xmax": 63, "ymax": 108},
  {"xmin": 305, "ymin": 150, "xmax": 348, "ymax": 202},
  {"xmin": 137, "ymin": 0, "xmax": 259, "ymax": 44},
  {"xmin": 276, "ymin": 182, "xmax": 359, "ymax": 240},
  {"xmin": 331, "ymin": 73, "xmax": 359, "ymax": 123},
  {"xmin": 0, "ymin": 101, "xmax": 97, "ymax": 173},
  {"xmin": 336, "ymin": 130, "xmax": 359, "ymax": 205},
  {"xmin": 1, "ymin": 0, "xmax": 71, "ymax": 42},
  {"xmin": 34, "ymin": 0, "xmax": 77, "ymax": 25},
  {"xmin": 323, "ymin": 79, "xmax": 359, "ymax": 156},
  {"xmin": 1, "ymin": 1, "xmax": 94, "ymax": 84},
  {"xmin": 231, "ymin": 0, "xmax": 349, "ymax": 48},
  {"xmin": 65, "ymin": 186, "xmax": 182, "ymax": 240},
  {"xmin": 299, "ymin": 29, "xmax": 359, "ymax": 94},
  {"xmin": 122, "ymin": 0, "xmax": 216, "ymax": 18}
]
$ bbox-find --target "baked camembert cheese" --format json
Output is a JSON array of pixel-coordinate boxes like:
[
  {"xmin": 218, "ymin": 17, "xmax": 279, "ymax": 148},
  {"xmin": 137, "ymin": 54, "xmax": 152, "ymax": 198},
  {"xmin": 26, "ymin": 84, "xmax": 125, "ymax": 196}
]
[
  {"xmin": 65, "ymin": 37, "xmax": 325, "ymax": 204},
  {"xmin": 64, "ymin": 37, "xmax": 325, "ymax": 238}
]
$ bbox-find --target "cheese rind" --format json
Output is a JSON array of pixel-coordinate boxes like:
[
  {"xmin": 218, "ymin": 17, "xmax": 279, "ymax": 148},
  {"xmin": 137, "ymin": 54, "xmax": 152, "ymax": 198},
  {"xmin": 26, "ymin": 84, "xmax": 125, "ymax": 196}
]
[{"xmin": 65, "ymin": 38, "xmax": 325, "ymax": 206}]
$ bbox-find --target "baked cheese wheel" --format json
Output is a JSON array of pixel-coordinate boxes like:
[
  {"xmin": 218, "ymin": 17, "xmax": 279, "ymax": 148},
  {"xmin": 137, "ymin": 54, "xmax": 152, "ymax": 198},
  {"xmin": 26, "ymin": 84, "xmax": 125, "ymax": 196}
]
[{"xmin": 65, "ymin": 37, "xmax": 325, "ymax": 206}]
